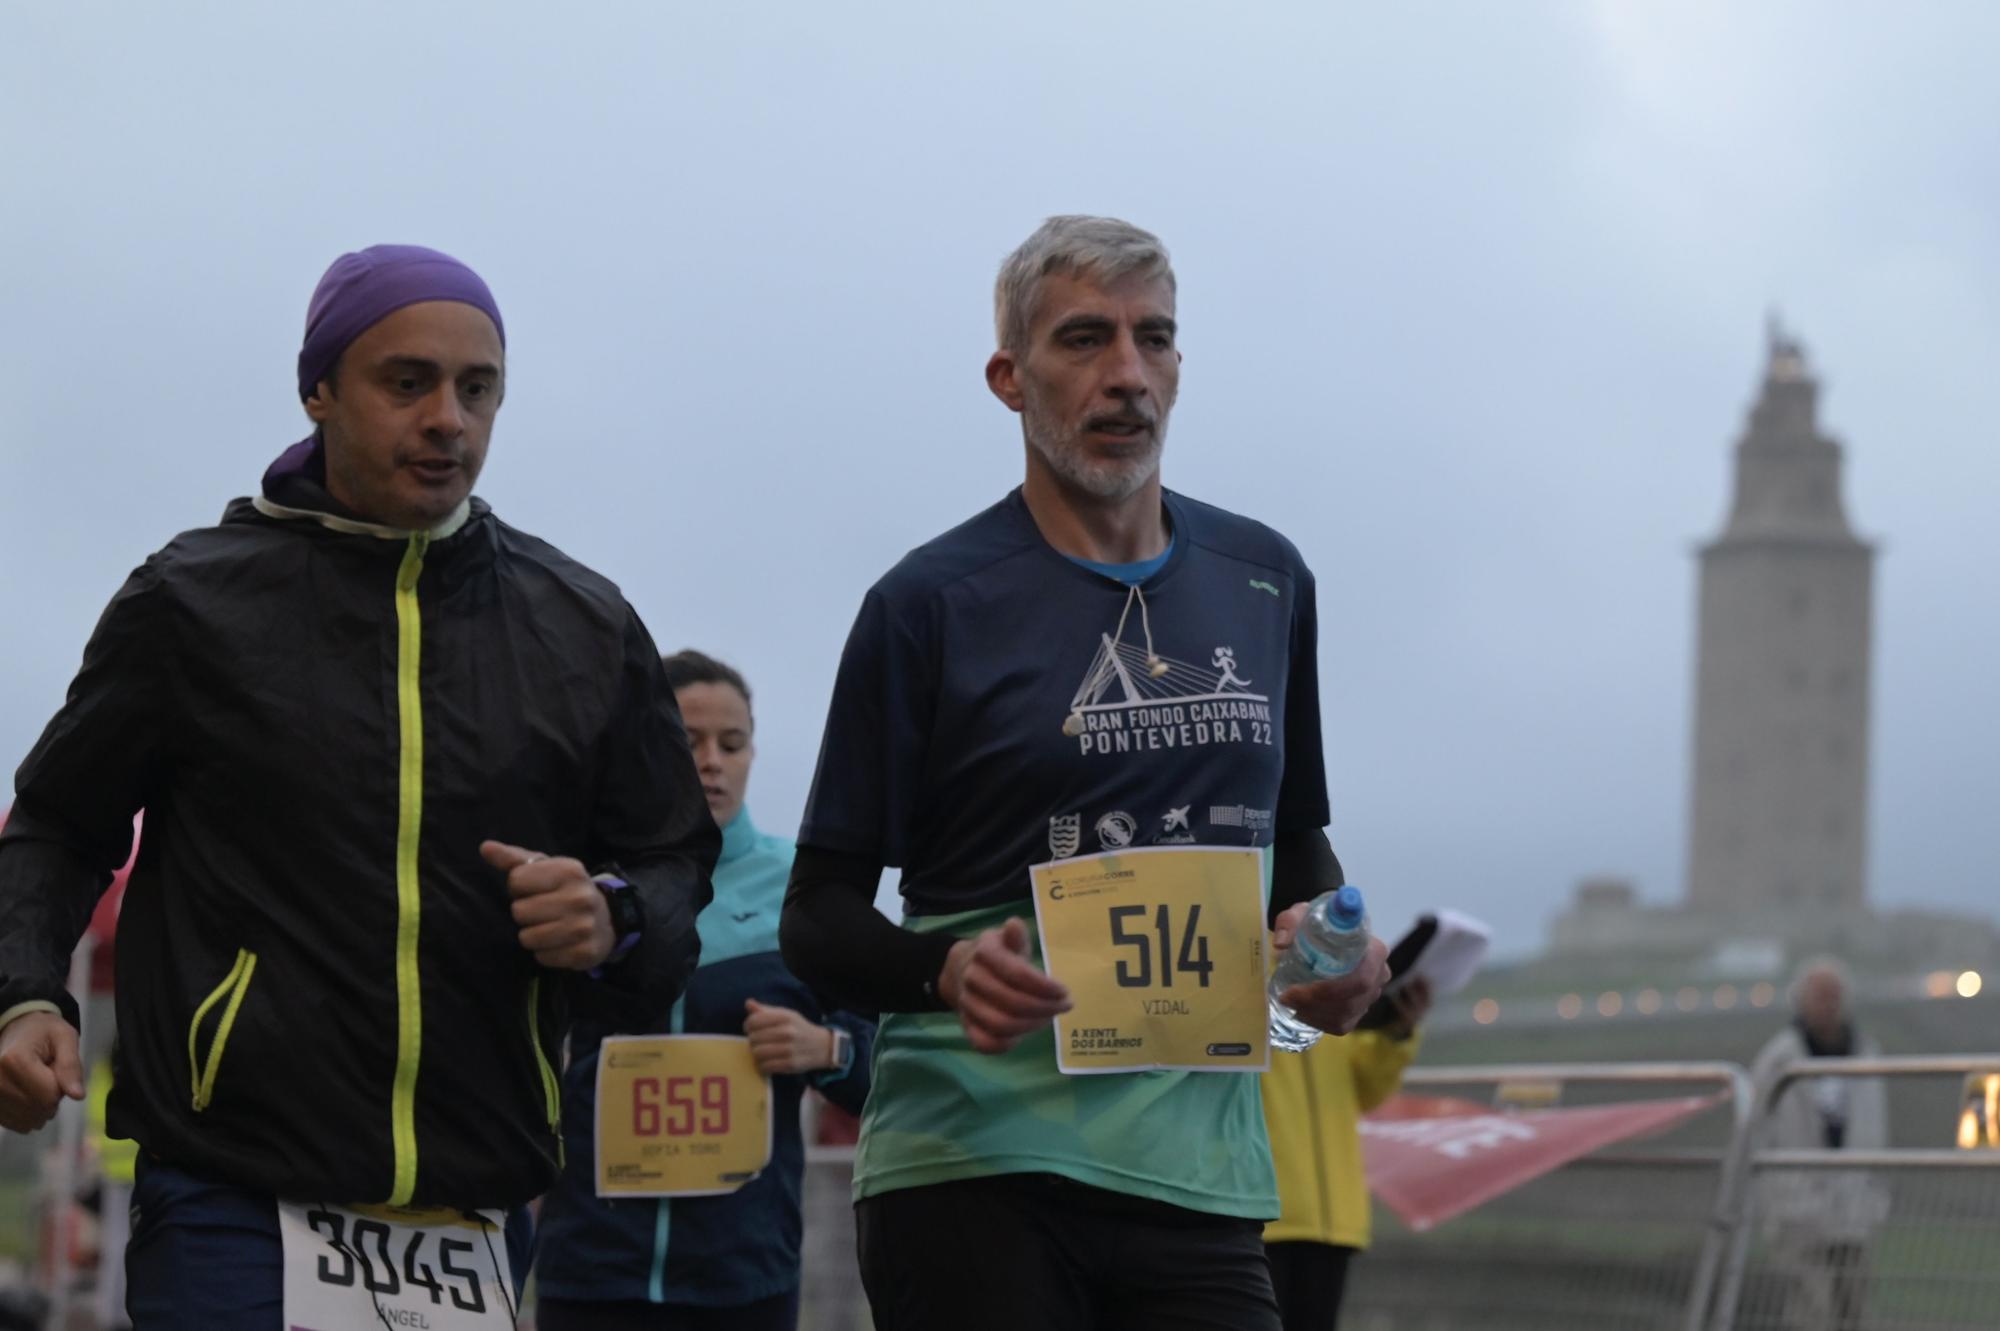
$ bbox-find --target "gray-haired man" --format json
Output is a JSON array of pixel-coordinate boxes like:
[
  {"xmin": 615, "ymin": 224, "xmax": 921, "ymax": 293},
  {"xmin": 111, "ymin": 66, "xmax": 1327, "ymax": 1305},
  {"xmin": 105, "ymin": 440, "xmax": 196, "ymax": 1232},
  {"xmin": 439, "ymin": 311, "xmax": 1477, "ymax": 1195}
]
[{"xmin": 781, "ymin": 216, "xmax": 1387, "ymax": 1330}]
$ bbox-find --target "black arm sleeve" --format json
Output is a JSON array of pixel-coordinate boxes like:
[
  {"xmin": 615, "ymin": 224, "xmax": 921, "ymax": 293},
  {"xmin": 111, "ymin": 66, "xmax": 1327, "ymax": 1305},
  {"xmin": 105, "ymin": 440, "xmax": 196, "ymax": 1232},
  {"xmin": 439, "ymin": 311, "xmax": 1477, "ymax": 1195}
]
[
  {"xmin": 1267, "ymin": 550, "xmax": 1342, "ymax": 928},
  {"xmin": 573, "ymin": 608, "xmax": 719, "ymax": 1019},
  {"xmin": 780, "ymin": 845, "xmax": 958, "ymax": 1016},
  {"xmin": 1269, "ymin": 825, "xmax": 1345, "ymax": 927},
  {"xmin": 0, "ymin": 560, "xmax": 166, "ymax": 1027}
]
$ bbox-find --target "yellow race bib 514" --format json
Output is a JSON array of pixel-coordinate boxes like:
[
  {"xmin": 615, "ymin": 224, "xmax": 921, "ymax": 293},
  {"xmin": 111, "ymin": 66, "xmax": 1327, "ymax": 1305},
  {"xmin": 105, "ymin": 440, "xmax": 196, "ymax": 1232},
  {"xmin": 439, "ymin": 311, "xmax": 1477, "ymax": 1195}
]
[{"xmin": 1031, "ymin": 846, "xmax": 1269, "ymax": 1074}]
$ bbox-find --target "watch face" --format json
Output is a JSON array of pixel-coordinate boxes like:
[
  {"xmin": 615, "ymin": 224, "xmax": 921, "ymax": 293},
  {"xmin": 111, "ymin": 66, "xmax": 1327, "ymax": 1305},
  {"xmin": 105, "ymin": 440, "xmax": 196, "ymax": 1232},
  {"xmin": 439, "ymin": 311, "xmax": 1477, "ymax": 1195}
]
[{"xmin": 595, "ymin": 875, "xmax": 642, "ymax": 941}]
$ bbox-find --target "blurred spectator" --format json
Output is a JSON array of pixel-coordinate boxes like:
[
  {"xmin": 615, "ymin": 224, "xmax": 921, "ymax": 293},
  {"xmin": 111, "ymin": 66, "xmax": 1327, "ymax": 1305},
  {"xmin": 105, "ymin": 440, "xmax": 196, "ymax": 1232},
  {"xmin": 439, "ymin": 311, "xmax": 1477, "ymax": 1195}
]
[
  {"xmin": 1748, "ymin": 957, "xmax": 1889, "ymax": 1331},
  {"xmin": 1261, "ymin": 979, "xmax": 1431, "ymax": 1331},
  {"xmin": 86, "ymin": 1058, "xmax": 136, "ymax": 1329}
]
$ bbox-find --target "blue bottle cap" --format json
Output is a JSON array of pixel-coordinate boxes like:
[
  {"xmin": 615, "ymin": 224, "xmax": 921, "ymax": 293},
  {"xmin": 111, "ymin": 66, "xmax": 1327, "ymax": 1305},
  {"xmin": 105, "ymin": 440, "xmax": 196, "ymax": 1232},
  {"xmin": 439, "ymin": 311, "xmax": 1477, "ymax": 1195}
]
[{"xmin": 1329, "ymin": 885, "xmax": 1366, "ymax": 928}]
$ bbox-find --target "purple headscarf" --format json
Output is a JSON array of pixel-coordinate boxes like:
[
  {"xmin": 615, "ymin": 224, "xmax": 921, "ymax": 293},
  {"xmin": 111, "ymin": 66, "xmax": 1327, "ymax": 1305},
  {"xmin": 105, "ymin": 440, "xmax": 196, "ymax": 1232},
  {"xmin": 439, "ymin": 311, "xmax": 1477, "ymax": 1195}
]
[{"xmin": 294, "ymin": 244, "xmax": 505, "ymax": 401}]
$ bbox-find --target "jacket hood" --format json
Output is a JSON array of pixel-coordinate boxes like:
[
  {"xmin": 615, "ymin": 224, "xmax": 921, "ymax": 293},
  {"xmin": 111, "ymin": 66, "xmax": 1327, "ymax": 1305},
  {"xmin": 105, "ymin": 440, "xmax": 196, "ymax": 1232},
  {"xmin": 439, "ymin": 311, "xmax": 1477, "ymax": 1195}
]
[{"xmin": 254, "ymin": 435, "xmax": 474, "ymax": 540}]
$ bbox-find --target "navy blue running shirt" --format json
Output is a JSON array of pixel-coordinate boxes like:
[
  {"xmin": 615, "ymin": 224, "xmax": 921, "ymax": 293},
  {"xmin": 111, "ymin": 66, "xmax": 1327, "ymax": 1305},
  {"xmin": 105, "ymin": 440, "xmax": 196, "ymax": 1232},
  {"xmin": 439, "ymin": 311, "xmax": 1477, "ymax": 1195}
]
[{"xmin": 800, "ymin": 487, "xmax": 1329, "ymax": 914}]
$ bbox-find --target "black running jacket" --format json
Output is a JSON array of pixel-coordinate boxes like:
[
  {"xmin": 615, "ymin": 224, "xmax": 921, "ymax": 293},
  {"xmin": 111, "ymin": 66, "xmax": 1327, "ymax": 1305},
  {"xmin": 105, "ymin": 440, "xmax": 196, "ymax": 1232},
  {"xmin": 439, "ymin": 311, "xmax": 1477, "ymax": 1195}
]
[{"xmin": 0, "ymin": 484, "xmax": 717, "ymax": 1208}]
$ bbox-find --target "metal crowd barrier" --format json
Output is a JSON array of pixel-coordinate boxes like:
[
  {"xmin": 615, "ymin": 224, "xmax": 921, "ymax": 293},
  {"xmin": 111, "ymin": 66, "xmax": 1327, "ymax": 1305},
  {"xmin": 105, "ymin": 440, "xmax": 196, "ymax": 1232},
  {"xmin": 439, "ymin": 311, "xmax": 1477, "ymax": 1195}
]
[
  {"xmin": 14, "ymin": 1022, "xmax": 1998, "ymax": 1330},
  {"xmin": 1702, "ymin": 1055, "xmax": 2000, "ymax": 1331},
  {"xmin": 1341, "ymin": 1055, "xmax": 2000, "ymax": 1330},
  {"xmin": 0, "ymin": 937, "xmax": 95, "ymax": 1331},
  {"xmin": 1341, "ymin": 1061, "xmax": 1751, "ymax": 1331},
  {"xmin": 799, "ymin": 1130, "xmax": 868, "ymax": 1331}
]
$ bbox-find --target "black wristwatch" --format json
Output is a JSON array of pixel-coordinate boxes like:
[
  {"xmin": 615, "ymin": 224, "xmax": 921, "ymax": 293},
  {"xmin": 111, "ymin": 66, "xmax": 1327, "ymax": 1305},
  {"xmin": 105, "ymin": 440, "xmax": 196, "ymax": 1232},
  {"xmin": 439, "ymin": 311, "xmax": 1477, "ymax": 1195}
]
[{"xmin": 591, "ymin": 873, "xmax": 644, "ymax": 976}]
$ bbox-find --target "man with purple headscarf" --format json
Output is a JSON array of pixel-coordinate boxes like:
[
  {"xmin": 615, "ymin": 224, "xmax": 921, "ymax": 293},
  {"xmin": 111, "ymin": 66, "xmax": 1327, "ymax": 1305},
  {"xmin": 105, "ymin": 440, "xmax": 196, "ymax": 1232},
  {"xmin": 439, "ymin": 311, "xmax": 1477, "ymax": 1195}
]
[{"xmin": 0, "ymin": 245, "xmax": 718, "ymax": 1327}]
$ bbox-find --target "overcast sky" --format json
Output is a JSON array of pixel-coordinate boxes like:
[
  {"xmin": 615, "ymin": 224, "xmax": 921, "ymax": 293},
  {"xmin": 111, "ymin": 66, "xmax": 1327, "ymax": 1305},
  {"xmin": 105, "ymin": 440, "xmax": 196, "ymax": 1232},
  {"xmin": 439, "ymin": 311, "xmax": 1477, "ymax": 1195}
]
[{"xmin": 4, "ymin": 2, "xmax": 1996, "ymax": 959}]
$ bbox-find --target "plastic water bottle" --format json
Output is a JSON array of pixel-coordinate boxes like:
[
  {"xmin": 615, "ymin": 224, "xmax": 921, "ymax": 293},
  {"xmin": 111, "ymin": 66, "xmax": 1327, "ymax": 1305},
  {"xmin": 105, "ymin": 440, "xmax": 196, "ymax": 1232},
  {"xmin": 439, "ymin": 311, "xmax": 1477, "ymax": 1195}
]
[{"xmin": 1267, "ymin": 885, "xmax": 1371, "ymax": 1053}]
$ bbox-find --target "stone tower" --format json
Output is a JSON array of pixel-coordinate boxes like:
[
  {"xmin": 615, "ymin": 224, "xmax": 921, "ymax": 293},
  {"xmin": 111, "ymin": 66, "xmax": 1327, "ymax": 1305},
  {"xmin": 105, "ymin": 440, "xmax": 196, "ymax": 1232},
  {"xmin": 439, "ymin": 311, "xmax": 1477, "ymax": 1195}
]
[{"xmin": 1684, "ymin": 322, "xmax": 1874, "ymax": 915}]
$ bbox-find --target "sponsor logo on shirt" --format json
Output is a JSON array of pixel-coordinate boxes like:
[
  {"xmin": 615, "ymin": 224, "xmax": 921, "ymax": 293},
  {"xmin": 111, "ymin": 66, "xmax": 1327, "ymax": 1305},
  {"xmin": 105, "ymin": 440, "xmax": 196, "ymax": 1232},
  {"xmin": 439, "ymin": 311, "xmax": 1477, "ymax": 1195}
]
[
  {"xmin": 1049, "ymin": 814, "xmax": 1082, "ymax": 859},
  {"xmin": 1157, "ymin": 804, "xmax": 1198, "ymax": 845},
  {"xmin": 1066, "ymin": 641, "xmax": 1276, "ymax": 758},
  {"xmin": 1209, "ymin": 805, "xmax": 1273, "ymax": 832},
  {"xmin": 1095, "ymin": 811, "xmax": 1138, "ymax": 849}
]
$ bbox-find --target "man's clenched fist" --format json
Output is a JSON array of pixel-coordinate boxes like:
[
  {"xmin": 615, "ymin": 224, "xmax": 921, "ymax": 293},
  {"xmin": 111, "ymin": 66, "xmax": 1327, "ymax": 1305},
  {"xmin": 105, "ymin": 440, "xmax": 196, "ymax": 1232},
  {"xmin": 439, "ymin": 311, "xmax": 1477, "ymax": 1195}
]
[
  {"xmin": 481, "ymin": 841, "xmax": 615, "ymax": 971},
  {"xmin": 0, "ymin": 1010, "xmax": 84, "ymax": 1134},
  {"xmin": 937, "ymin": 917, "xmax": 1072, "ymax": 1055}
]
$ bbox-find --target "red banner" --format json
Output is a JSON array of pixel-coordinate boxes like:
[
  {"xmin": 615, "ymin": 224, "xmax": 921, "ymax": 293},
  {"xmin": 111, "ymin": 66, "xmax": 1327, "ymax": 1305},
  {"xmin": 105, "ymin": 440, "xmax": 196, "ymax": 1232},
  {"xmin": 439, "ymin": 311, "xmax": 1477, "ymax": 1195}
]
[{"xmin": 1359, "ymin": 1091, "xmax": 1725, "ymax": 1231}]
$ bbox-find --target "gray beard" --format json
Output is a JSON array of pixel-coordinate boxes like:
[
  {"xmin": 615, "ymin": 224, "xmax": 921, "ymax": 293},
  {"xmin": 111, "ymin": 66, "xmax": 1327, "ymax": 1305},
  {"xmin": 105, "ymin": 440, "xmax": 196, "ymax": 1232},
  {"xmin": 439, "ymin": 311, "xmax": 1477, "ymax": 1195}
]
[{"xmin": 1024, "ymin": 402, "xmax": 1165, "ymax": 503}]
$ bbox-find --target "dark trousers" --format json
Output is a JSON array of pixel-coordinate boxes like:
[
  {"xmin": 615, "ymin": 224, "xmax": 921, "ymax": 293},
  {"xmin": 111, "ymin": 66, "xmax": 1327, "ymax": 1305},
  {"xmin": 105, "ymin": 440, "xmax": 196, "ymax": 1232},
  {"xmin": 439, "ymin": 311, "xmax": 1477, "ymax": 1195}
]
[
  {"xmin": 1264, "ymin": 1242, "xmax": 1355, "ymax": 1331},
  {"xmin": 537, "ymin": 1289, "xmax": 799, "ymax": 1330},
  {"xmin": 124, "ymin": 1157, "xmax": 532, "ymax": 1329},
  {"xmin": 857, "ymin": 1173, "xmax": 1281, "ymax": 1331}
]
